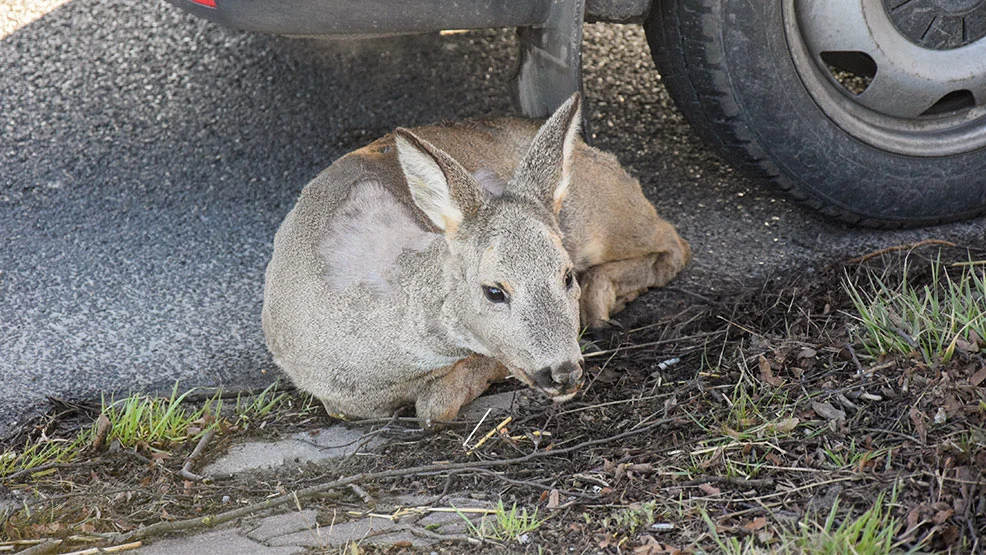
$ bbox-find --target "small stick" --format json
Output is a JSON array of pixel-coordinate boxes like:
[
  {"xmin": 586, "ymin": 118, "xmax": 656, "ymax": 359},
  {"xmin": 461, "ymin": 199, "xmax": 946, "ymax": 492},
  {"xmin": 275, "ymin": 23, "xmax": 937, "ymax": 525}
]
[
  {"xmin": 90, "ymin": 414, "xmax": 112, "ymax": 452},
  {"xmin": 387, "ymin": 523, "xmax": 484, "ymax": 545},
  {"xmin": 466, "ymin": 416, "xmax": 511, "ymax": 455},
  {"xmin": 462, "ymin": 408, "xmax": 492, "ymax": 451},
  {"xmin": 678, "ymin": 475, "xmax": 774, "ymax": 490},
  {"xmin": 584, "ymin": 331, "xmax": 723, "ymax": 359},
  {"xmin": 179, "ymin": 429, "xmax": 215, "ymax": 482},
  {"xmin": 62, "ymin": 542, "xmax": 143, "ymax": 555},
  {"xmin": 17, "ymin": 541, "xmax": 62, "ymax": 555},
  {"xmin": 845, "ymin": 343, "xmax": 865, "ymax": 376},
  {"xmin": 846, "ymin": 239, "xmax": 956, "ymax": 265},
  {"xmin": 348, "ymin": 483, "xmax": 376, "ymax": 506}
]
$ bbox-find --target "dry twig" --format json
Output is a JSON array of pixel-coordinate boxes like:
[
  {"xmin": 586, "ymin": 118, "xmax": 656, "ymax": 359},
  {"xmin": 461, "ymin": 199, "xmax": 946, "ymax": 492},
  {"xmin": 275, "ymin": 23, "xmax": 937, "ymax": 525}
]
[
  {"xmin": 179, "ymin": 429, "xmax": 215, "ymax": 482},
  {"xmin": 845, "ymin": 239, "xmax": 956, "ymax": 265}
]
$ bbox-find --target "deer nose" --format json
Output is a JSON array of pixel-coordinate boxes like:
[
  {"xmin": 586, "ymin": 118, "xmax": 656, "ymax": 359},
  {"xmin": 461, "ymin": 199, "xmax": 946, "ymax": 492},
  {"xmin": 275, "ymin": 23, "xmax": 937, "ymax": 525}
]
[{"xmin": 533, "ymin": 361, "xmax": 584, "ymax": 392}]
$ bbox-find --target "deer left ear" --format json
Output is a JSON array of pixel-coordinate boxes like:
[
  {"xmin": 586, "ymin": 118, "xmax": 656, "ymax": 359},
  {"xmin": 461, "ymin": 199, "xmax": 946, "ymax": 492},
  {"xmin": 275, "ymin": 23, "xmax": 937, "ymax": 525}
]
[
  {"xmin": 394, "ymin": 128, "xmax": 485, "ymax": 235},
  {"xmin": 511, "ymin": 93, "xmax": 582, "ymax": 214}
]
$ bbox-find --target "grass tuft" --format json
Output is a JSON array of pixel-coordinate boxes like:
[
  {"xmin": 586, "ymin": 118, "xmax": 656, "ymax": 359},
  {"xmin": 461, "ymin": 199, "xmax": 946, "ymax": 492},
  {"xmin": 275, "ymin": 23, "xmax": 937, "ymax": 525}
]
[
  {"xmin": 844, "ymin": 255, "xmax": 986, "ymax": 364},
  {"xmin": 100, "ymin": 383, "xmax": 220, "ymax": 449},
  {"xmin": 456, "ymin": 500, "xmax": 548, "ymax": 542},
  {"xmin": 2, "ymin": 381, "xmax": 291, "ymax": 479},
  {"xmin": 794, "ymin": 489, "xmax": 909, "ymax": 554}
]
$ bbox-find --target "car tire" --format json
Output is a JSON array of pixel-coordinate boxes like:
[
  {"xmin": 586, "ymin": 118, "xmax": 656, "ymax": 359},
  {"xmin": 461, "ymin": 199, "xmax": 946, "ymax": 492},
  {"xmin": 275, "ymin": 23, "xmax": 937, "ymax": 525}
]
[{"xmin": 644, "ymin": 0, "xmax": 986, "ymax": 227}]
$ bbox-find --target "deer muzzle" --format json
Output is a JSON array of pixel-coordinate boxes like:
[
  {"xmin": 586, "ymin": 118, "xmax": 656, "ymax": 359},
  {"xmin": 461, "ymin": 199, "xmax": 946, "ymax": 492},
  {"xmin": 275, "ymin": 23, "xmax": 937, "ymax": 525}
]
[{"xmin": 532, "ymin": 360, "xmax": 583, "ymax": 399}]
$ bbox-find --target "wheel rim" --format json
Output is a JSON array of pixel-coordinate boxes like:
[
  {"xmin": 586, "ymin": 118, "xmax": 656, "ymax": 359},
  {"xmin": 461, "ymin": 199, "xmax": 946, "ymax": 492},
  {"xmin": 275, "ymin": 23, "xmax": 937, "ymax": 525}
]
[{"xmin": 785, "ymin": 0, "xmax": 986, "ymax": 156}]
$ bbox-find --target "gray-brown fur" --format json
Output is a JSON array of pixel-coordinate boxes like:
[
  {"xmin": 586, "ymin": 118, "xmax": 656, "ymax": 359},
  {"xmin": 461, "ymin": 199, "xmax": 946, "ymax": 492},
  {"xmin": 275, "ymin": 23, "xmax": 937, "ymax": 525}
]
[{"xmin": 262, "ymin": 95, "xmax": 690, "ymax": 427}]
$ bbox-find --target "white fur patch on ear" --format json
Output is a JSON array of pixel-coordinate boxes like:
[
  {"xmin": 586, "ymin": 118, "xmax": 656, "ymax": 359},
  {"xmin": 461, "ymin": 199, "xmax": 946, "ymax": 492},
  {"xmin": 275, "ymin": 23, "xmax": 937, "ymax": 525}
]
[
  {"xmin": 553, "ymin": 106, "xmax": 581, "ymax": 213},
  {"xmin": 395, "ymin": 134, "xmax": 463, "ymax": 232}
]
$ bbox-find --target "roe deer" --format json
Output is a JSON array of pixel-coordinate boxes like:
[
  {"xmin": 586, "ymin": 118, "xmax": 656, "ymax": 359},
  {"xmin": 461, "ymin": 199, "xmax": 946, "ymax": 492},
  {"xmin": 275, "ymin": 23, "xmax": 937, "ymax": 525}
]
[{"xmin": 262, "ymin": 94, "xmax": 690, "ymax": 427}]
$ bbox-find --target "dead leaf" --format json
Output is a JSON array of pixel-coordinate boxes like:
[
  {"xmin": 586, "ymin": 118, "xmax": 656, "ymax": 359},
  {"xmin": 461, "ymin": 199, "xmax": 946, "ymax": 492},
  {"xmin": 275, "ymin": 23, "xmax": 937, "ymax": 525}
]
[
  {"xmin": 634, "ymin": 535, "xmax": 681, "ymax": 555},
  {"xmin": 743, "ymin": 517, "xmax": 768, "ymax": 531},
  {"xmin": 941, "ymin": 524, "xmax": 960, "ymax": 545},
  {"xmin": 91, "ymin": 413, "xmax": 111, "ymax": 451},
  {"xmin": 699, "ymin": 483, "xmax": 721, "ymax": 496},
  {"xmin": 933, "ymin": 508, "xmax": 954, "ymax": 524},
  {"xmin": 798, "ymin": 347, "xmax": 818, "ymax": 359},
  {"xmin": 955, "ymin": 338, "xmax": 979, "ymax": 353},
  {"xmin": 812, "ymin": 401, "xmax": 846, "ymax": 421},
  {"xmin": 759, "ymin": 355, "xmax": 784, "ymax": 386},
  {"xmin": 774, "ymin": 417, "xmax": 800, "ymax": 433},
  {"xmin": 970, "ymin": 366, "xmax": 986, "ymax": 387},
  {"xmin": 547, "ymin": 489, "xmax": 560, "ymax": 510},
  {"xmin": 594, "ymin": 366, "xmax": 623, "ymax": 384}
]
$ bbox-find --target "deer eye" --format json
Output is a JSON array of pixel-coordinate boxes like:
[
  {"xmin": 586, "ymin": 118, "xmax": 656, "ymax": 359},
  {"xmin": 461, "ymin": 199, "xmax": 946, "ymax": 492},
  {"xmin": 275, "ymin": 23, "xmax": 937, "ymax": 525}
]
[
  {"xmin": 483, "ymin": 285, "xmax": 508, "ymax": 304},
  {"xmin": 564, "ymin": 269, "xmax": 575, "ymax": 290}
]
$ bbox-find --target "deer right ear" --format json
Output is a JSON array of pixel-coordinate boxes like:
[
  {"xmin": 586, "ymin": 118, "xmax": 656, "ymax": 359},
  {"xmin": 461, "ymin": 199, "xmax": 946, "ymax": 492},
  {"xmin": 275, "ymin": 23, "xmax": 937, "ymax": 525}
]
[
  {"xmin": 395, "ymin": 129, "xmax": 483, "ymax": 235},
  {"xmin": 511, "ymin": 93, "xmax": 582, "ymax": 215}
]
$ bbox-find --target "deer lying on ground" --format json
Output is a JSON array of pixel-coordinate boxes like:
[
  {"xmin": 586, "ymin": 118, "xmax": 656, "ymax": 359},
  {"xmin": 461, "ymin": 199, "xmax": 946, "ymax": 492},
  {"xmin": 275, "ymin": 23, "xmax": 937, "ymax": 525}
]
[{"xmin": 262, "ymin": 94, "xmax": 690, "ymax": 427}]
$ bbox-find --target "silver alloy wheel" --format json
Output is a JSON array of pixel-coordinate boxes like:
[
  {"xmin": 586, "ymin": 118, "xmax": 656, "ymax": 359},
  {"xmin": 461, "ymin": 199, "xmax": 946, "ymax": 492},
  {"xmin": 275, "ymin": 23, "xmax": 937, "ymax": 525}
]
[{"xmin": 786, "ymin": 0, "xmax": 986, "ymax": 156}]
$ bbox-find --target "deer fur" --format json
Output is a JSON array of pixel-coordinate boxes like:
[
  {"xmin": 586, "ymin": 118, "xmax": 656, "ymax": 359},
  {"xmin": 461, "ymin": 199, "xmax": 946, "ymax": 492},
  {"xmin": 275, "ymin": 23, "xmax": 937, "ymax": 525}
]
[{"xmin": 262, "ymin": 95, "xmax": 690, "ymax": 427}]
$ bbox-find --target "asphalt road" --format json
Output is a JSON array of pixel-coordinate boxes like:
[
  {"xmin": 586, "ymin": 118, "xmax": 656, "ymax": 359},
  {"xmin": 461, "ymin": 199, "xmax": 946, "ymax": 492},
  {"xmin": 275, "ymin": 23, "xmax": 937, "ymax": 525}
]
[{"xmin": 1, "ymin": 0, "xmax": 984, "ymax": 435}]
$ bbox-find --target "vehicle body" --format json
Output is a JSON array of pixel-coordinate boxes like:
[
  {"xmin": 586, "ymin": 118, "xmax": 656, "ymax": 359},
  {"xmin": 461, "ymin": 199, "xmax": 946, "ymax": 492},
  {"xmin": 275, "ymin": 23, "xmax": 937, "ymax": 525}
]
[{"xmin": 165, "ymin": 0, "xmax": 986, "ymax": 226}]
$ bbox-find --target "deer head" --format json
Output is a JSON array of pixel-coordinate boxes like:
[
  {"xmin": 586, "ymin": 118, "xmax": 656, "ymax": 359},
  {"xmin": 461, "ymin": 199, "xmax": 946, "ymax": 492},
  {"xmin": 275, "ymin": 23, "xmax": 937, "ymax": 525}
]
[{"xmin": 394, "ymin": 94, "xmax": 585, "ymax": 399}]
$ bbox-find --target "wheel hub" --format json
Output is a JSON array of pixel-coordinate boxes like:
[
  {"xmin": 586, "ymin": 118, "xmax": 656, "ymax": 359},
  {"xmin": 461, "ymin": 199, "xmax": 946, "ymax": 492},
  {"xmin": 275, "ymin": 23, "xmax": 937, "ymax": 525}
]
[
  {"xmin": 884, "ymin": 0, "xmax": 986, "ymax": 49},
  {"xmin": 786, "ymin": 0, "xmax": 986, "ymax": 156}
]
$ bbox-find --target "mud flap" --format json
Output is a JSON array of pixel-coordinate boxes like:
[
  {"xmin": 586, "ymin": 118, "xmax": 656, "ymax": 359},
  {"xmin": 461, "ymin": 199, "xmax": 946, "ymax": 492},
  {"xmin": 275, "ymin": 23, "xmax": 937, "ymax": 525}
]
[{"xmin": 512, "ymin": 0, "xmax": 591, "ymax": 140}]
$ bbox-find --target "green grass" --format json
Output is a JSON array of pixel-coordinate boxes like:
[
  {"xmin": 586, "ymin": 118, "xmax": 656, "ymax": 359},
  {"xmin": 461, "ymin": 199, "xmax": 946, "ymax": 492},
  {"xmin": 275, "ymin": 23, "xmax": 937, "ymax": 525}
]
[
  {"xmin": 597, "ymin": 501, "xmax": 661, "ymax": 535},
  {"xmin": 100, "ymin": 383, "xmax": 221, "ymax": 449},
  {"xmin": 1, "ymin": 381, "xmax": 291, "ymax": 480},
  {"xmin": 234, "ymin": 381, "xmax": 290, "ymax": 426},
  {"xmin": 844, "ymin": 256, "xmax": 986, "ymax": 364},
  {"xmin": 455, "ymin": 500, "xmax": 548, "ymax": 543},
  {"xmin": 698, "ymin": 487, "xmax": 915, "ymax": 555},
  {"xmin": 793, "ymin": 489, "xmax": 909, "ymax": 554},
  {"xmin": 0, "ymin": 433, "xmax": 91, "ymax": 478}
]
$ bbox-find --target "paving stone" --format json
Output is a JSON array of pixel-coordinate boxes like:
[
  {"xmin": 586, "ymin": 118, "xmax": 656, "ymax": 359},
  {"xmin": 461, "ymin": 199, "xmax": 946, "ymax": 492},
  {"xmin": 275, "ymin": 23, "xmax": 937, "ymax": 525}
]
[
  {"xmin": 246, "ymin": 509, "xmax": 319, "ymax": 543},
  {"xmin": 267, "ymin": 515, "xmax": 399, "ymax": 548},
  {"xmin": 460, "ymin": 389, "xmax": 532, "ymax": 421},
  {"xmin": 135, "ymin": 527, "xmax": 304, "ymax": 555},
  {"xmin": 204, "ymin": 425, "xmax": 383, "ymax": 476}
]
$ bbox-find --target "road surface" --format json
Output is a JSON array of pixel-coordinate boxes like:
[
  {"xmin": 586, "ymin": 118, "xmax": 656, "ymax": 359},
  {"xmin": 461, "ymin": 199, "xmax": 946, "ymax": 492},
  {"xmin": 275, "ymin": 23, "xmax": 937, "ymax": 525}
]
[{"xmin": 1, "ymin": 0, "xmax": 983, "ymax": 435}]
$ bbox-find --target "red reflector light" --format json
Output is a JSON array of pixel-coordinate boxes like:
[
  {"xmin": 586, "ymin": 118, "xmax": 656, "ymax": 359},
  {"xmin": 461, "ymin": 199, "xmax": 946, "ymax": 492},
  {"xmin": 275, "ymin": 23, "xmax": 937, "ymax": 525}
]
[{"xmin": 189, "ymin": 0, "xmax": 217, "ymax": 7}]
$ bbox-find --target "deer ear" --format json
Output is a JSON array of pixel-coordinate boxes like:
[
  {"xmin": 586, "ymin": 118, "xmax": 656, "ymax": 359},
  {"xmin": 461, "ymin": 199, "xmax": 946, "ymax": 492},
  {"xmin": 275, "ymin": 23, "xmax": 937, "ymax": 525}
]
[
  {"xmin": 394, "ymin": 129, "xmax": 484, "ymax": 235},
  {"xmin": 512, "ymin": 93, "xmax": 582, "ymax": 214}
]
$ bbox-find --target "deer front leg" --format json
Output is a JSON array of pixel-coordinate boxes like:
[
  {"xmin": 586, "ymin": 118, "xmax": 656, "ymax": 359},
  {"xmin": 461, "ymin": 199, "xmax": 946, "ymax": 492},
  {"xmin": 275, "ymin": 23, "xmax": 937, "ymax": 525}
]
[
  {"xmin": 415, "ymin": 355, "xmax": 511, "ymax": 429},
  {"xmin": 579, "ymin": 247, "xmax": 690, "ymax": 330}
]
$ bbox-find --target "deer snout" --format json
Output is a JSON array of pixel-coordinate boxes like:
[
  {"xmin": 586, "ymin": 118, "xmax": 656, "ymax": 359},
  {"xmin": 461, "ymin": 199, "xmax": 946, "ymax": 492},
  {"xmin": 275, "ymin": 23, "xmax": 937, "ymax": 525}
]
[{"xmin": 533, "ymin": 361, "xmax": 584, "ymax": 398}]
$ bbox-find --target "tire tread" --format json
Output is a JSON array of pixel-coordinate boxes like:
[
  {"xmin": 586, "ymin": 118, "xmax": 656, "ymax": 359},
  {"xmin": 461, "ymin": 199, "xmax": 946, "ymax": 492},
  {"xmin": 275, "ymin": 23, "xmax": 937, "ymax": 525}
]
[{"xmin": 643, "ymin": 0, "xmax": 980, "ymax": 228}]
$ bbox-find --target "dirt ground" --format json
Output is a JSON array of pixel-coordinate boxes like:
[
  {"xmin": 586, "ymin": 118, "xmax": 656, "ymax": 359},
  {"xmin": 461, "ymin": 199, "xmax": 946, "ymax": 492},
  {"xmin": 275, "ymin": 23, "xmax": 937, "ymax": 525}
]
[{"xmin": 2, "ymin": 244, "xmax": 985, "ymax": 554}]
